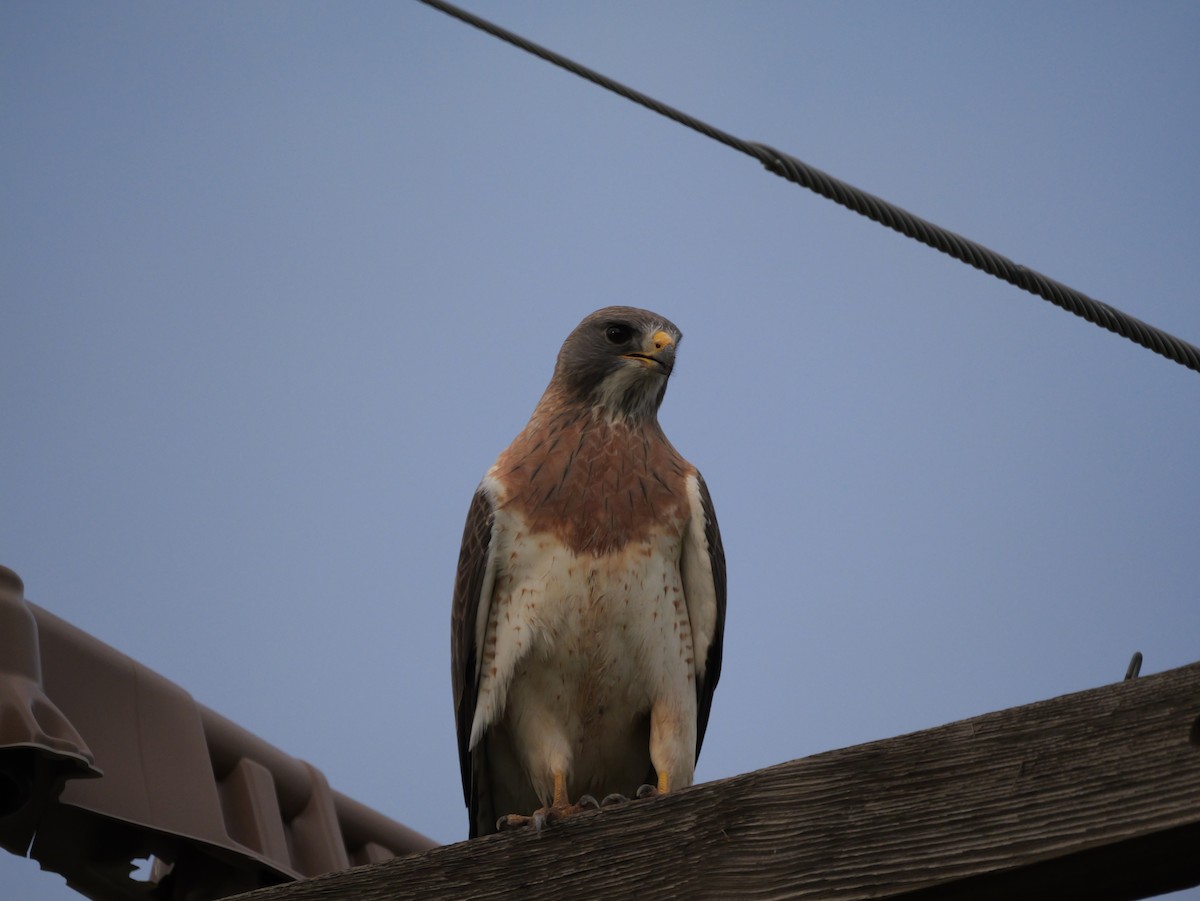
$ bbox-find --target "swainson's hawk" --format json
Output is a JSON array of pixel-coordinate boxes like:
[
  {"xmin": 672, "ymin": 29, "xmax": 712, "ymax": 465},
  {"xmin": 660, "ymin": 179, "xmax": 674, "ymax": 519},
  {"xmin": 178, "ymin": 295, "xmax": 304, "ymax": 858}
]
[{"xmin": 451, "ymin": 306, "xmax": 726, "ymax": 837}]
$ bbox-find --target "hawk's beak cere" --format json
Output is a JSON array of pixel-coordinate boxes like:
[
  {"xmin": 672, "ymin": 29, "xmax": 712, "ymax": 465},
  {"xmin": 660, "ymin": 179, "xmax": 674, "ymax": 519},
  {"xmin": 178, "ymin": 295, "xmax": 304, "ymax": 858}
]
[{"xmin": 624, "ymin": 330, "xmax": 676, "ymax": 374}]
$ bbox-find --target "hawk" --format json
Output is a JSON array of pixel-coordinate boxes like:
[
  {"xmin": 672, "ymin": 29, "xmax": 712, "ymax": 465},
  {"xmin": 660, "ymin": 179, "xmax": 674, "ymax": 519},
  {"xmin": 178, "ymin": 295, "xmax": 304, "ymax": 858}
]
[{"xmin": 451, "ymin": 306, "xmax": 726, "ymax": 837}]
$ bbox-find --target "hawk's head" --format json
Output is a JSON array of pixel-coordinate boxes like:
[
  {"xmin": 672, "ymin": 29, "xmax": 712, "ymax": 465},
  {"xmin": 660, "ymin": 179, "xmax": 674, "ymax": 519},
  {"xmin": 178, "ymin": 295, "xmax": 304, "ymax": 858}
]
[{"xmin": 552, "ymin": 306, "xmax": 682, "ymax": 421}]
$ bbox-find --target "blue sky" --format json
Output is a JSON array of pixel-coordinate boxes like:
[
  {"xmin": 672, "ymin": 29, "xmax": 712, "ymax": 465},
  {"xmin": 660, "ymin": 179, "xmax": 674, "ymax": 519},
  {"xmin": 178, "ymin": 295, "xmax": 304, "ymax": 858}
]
[{"xmin": 3, "ymin": 2, "xmax": 1198, "ymax": 897}]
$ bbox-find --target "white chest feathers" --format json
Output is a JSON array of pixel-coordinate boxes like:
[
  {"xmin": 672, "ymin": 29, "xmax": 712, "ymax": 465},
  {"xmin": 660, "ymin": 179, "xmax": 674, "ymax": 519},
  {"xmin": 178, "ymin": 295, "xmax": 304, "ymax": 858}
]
[{"xmin": 469, "ymin": 511, "xmax": 697, "ymax": 755}]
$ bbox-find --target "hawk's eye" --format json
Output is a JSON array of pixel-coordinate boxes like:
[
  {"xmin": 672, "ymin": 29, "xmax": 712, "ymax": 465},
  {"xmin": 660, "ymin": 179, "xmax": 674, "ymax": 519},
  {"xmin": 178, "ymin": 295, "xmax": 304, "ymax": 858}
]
[{"xmin": 605, "ymin": 324, "xmax": 634, "ymax": 344}]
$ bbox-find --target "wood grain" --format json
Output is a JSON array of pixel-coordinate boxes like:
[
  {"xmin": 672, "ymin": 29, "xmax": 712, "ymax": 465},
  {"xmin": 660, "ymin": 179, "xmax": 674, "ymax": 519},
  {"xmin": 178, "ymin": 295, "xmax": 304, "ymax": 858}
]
[{"xmin": 233, "ymin": 662, "xmax": 1200, "ymax": 901}]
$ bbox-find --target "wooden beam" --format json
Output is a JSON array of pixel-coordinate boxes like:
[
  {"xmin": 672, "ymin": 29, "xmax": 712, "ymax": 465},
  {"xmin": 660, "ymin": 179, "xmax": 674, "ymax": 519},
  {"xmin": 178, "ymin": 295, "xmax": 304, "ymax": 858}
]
[{"xmin": 232, "ymin": 662, "xmax": 1200, "ymax": 901}]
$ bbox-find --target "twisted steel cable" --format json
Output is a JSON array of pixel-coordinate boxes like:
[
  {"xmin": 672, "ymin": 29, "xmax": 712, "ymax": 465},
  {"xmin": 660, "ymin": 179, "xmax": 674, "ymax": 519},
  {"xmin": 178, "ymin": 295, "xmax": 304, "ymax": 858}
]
[{"xmin": 417, "ymin": 0, "xmax": 1200, "ymax": 375}]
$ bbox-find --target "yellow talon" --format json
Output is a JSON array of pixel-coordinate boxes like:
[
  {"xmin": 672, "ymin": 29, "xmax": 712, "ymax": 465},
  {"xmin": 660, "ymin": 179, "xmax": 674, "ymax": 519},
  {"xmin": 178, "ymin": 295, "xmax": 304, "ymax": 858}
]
[{"xmin": 657, "ymin": 770, "xmax": 670, "ymax": 794}]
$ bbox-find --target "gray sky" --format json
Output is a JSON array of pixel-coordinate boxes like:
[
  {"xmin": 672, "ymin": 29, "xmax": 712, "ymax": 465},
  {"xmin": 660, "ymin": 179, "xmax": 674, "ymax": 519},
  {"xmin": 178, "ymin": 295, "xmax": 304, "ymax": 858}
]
[{"xmin": 3, "ymin": 2, "xmax": 1198, "ymax": 897}]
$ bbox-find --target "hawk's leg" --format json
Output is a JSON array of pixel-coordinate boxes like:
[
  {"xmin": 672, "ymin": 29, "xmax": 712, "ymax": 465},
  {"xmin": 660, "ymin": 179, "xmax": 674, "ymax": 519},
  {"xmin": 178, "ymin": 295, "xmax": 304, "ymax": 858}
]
[
  {"xmin": 636, "ymin": 769, "xmax": 671, "ymax": 799},
  {"xmin": 603, "ymin": 770, "xmax": 670, "ymax": 806},
  {"xmin": 496, "ymin": 771, "xmax": 599, "ymax": 834}
]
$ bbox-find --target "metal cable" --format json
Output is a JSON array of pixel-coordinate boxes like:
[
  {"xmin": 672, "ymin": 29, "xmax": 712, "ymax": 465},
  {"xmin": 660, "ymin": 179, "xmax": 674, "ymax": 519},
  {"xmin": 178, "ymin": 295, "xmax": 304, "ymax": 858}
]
[{"xmin": 417, "ymin": 0, "xmax": 1200, "ymax": 375}]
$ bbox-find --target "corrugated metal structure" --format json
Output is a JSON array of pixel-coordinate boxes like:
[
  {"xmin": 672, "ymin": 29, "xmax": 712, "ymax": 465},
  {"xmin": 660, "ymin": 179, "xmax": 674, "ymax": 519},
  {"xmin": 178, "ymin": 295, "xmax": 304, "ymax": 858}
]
[{"xmin": 0, "ymin": 564, "xmax": 436, "ymax": 900}]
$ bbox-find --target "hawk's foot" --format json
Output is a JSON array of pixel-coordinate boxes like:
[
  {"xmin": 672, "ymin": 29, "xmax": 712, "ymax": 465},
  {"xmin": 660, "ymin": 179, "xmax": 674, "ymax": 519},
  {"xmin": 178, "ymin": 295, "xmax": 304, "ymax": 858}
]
[
  {"xmin": 635, "ymin": 770, "xmax": 671, "ymax": 799},
  {"xmin": 496, "ymin": 794, "xmax": 599, "ymax": 835}
]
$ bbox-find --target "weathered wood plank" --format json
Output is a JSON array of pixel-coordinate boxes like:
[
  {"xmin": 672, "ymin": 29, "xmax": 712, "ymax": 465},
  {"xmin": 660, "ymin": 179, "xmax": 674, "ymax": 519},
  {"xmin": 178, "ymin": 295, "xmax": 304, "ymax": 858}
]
[{"xmin": 233, "ymin": 662, "xmax": 1200, "ymax": 901}]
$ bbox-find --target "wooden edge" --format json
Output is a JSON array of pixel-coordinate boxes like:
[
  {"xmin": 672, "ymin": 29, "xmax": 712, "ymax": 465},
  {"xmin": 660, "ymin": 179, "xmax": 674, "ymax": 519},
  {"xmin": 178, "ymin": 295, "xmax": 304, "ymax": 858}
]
[{"xmin": 232, "ymin": 662, "xmax": 1200, "ymax": 901}]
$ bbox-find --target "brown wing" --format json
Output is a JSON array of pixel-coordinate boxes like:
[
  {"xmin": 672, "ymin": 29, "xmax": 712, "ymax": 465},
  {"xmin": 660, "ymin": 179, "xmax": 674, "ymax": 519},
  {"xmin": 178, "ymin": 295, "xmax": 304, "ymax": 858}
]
[
  {"xmin": 693, "ymin": 472, "xmax": 726, "ymax": 759},
  {"xmin": 450, "ymin": 485, "xmax": 497, "ymax": 835}
]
